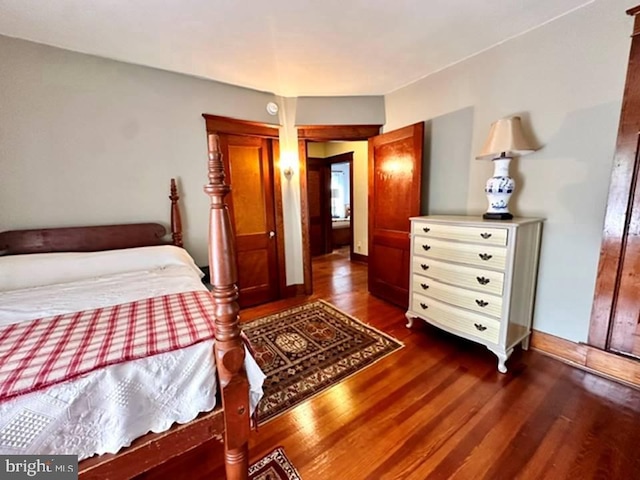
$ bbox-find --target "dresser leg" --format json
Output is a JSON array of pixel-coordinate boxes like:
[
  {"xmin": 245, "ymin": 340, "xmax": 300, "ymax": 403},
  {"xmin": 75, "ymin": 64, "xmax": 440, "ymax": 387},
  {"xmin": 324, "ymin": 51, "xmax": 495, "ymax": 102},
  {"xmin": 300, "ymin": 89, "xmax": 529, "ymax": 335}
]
[
  {"xmin": 521, "ymin": 334, "xmax": 530, "ymax": 351},
  {"xmin": 405, "ymin": 312, "xmax": 414, "ymax": 328},
  {"xmin": 487, "ymin": 346, "xmax": 514, "ymax": 374}
]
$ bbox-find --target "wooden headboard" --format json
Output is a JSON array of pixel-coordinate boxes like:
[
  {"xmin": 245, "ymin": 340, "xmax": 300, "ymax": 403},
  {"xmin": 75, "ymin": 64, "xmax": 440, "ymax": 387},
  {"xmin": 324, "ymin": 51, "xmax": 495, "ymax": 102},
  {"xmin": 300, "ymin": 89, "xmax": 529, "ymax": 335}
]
[{"xmin": 0, "ymin": 179, "xmax": 183, "ymax": 255}]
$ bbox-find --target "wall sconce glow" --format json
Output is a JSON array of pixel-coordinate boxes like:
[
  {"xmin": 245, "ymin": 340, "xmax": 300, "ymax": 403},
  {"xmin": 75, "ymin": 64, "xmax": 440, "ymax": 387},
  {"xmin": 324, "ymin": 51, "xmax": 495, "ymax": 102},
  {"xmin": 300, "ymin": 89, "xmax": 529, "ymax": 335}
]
[
  {"xmin": 281, "ymin": 151, "xmax": 297, "ymax": 180},
  {"xmin": 379, "ymin": 155, "xmax": 413, "ymax": 178}
]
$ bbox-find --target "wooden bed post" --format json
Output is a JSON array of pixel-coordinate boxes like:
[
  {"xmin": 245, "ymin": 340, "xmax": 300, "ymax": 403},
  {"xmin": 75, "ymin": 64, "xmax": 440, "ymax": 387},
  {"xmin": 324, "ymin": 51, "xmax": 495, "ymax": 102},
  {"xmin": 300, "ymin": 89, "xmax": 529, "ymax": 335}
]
[
  {"xmin": 170, "ymin": 178, "xmax": 184, "ymax": 248},
  {"xmin": 204, "ymin": 134, "xmax": 250, "ymax": 480}
]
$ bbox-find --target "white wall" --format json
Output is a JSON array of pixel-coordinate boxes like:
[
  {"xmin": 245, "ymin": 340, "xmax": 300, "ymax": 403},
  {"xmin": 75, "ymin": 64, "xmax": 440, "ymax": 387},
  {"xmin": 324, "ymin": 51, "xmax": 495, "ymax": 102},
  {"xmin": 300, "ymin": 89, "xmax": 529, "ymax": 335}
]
[
  {"xmin": 295, "ymin": 96, "xmax": 385, "ymax": 126},
  {"xmin": 0, "ymin": 34, "xmax": 279, "ymax": 266},
  {"xmin": 385, "ymin": 0, "xmax": 634, "ymax": 342}
]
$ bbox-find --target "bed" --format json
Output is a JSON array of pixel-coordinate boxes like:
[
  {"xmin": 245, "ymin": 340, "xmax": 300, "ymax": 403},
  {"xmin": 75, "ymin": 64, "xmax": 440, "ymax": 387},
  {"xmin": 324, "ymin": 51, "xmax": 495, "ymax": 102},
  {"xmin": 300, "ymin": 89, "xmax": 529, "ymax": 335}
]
[
  {"xmin": 332, "ymin": 218, "xmax": 351, "ymax": 248},
  {"xmin": 0, "ymin": 137, "xmax": 258, "ymax": 479}
]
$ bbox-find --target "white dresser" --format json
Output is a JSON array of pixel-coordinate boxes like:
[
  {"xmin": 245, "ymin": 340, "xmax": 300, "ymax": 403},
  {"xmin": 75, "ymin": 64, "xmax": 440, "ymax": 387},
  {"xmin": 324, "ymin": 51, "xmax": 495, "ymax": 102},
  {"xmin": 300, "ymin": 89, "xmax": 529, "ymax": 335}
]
[{"xmin": 405, "ymin": 215, "xmax": 543, "ymax": 373}]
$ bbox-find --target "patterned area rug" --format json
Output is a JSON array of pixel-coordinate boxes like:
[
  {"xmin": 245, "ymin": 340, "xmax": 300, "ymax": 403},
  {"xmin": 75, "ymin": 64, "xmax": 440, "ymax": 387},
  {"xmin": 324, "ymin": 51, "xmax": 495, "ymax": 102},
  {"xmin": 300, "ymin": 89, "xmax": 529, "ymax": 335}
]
[
  {"xmin": 249, "ymin": 447, "xmax": 302, "ymax": 480},
  {"xmin": 244, "ymin": 300, "xmax": 403, "ymax": 424}
]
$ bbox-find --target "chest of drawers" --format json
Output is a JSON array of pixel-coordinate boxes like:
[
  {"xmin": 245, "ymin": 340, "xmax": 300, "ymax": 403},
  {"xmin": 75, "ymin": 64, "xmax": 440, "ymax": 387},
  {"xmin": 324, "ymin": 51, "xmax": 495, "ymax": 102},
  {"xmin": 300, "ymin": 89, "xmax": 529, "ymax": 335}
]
[{"xmin": 405, "ymin": 215, "xmax": 543, "ymax": 373}]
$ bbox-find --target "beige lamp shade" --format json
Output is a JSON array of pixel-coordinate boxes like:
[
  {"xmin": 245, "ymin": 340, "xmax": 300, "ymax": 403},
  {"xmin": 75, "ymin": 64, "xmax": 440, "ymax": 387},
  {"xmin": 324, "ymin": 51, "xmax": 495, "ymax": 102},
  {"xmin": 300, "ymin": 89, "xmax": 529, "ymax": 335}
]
[{"xmin": 476, "ymin": 116, "xmax": 537, "ymax": 159}]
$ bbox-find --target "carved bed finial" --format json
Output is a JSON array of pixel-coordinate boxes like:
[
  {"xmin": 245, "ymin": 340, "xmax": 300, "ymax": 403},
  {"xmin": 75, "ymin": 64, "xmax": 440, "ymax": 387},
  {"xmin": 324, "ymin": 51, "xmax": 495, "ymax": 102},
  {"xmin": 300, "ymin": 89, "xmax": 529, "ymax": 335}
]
[
  {"xmin": 169, "ymin": 178, "xmax": 183, "ymax": 248},
  {"xmin": 204, "ymin": 133, "xmax": 249, "ymax": 480}
]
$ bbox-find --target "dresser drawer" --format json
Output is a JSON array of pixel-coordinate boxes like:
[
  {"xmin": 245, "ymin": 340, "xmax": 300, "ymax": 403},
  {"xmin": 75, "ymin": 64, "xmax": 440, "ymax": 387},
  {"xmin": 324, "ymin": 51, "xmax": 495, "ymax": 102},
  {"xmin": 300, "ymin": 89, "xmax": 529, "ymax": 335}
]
[
  {"xmin": 411, "ymin": 293, "xmax": 500, "ymax": 344},
  {"xmin": 413, "ymin": 221, "xmax": 508, "ymax": 246},
  {"xmin": 413, "ymin": 236, "xmax": 507, "ymax": 270},
  {"xmin": 411, "ymin": 275, "xmax": 502, "ymax": 318},
  {"xmin": 412, "ymin": 257, "xmax": 504, "ymax": 296}
]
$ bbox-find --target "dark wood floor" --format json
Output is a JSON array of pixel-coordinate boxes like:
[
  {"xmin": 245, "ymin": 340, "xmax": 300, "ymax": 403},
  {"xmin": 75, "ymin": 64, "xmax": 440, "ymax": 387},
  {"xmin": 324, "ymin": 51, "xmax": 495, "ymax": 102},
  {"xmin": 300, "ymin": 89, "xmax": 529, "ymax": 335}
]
[{"xmin": 151, "ymin": 247, "xmax": 640, "ymax": 479}]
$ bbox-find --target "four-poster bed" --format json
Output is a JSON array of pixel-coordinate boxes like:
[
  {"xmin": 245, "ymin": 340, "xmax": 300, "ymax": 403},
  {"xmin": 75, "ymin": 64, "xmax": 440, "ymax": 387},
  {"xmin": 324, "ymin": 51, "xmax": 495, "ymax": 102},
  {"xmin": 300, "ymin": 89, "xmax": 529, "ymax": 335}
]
[{"xmin": 0, "ymin": 136, "xmax": 254, "ymax": 479}]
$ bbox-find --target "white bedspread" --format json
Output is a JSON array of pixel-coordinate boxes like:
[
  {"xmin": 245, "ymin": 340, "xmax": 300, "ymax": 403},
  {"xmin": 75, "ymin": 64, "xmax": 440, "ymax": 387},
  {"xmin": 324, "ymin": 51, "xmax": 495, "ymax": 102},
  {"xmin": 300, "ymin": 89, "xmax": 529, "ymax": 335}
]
[{"xmin": 0, "ymin": 246, "xmax": 265, "ymax": 461}]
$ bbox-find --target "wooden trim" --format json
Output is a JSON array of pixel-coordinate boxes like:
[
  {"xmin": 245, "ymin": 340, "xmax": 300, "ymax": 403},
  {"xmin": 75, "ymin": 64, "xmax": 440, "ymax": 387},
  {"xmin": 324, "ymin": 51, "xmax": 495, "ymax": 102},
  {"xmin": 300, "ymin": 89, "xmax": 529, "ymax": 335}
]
[
  {"xmin": 325, "ymin": 151, "xmax": 354, "ymax": 254},
  {"xmin": 203, "ymin": 114, "xmax": 280, "ymax": 138},
  {"xmin": 626, "ymin": 5, "xmax": 640, "ymax": 17},
  {"xmin": 530, "ymin": 330, "xmax": 640, "ymax": 389},
  {"xmin": 298, "ymin": 139, "xmax": 313, "ymax": 295},
  {"xmin": 632, "ymin": 10, "xmax": 640, "ymax": 37},
  {"xmin": 297, "ymin": 125, "xmax": 381, "ymax": 141},
  {"xmin": 351, "ymin": 252, "xmax": 368, "ymax": 264},
  {"xmin": 272, "ymin": 139, "xmax": 288, "ymax": 299}
]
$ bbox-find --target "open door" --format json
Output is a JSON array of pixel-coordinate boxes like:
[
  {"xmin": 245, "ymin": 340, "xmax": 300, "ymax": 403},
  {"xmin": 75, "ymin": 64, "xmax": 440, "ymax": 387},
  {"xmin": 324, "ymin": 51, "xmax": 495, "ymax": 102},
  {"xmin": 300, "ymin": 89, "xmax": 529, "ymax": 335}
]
[
  {"xmin": 368, "ymin": 123, "xmax": 424, "ymax": 308},
  {"xmin": 307, "ymin": 157, "xmax": 332, "ymax": 256}
]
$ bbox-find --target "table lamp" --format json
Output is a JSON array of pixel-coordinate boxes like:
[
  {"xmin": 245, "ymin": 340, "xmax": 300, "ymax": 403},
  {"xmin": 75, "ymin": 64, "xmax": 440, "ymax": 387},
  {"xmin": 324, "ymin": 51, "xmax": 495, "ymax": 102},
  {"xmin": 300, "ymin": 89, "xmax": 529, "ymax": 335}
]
[{"xmin": 476, "ymin": 116, "xmax": 537, "ymax": 219}]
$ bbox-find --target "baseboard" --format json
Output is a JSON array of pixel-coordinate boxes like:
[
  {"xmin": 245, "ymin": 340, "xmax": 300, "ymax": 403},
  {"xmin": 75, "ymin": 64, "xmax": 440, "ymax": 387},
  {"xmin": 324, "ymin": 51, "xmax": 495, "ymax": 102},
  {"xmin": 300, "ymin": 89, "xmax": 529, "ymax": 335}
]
[
  {"xmin": 351, "ymin": 252, "xmax": 368, "ymax": 264},
  {"xmin": 283, "ymin": 284, "xmax": 306, "ymax": 298},
  {"xmin": 530, "ymin": 329, "xmax": 640, "ymax": 389}
]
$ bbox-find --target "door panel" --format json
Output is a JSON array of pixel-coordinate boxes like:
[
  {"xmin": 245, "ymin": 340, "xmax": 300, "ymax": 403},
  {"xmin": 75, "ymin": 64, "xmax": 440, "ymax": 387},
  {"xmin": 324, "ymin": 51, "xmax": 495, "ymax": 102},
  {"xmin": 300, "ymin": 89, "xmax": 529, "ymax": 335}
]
[
  {"xmin": 368, "ymin": 123, "xmax": 424, "ymax": 308},
  {"xmin": 609, "ymin": 141, "xmax": 640, "ymax": 358},
  {"xmin": 222, "ymin": 134, "xmax": 279, "ymax": 308},
  {"xmin": 307, "ymin": 157, "xmax": 331, "ymax": 256}
]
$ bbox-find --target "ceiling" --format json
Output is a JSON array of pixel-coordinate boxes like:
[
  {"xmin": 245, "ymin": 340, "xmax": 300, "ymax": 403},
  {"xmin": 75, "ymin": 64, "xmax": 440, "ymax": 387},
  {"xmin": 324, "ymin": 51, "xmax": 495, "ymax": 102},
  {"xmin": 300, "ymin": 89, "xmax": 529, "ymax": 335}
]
[{"xmin": 0, "ymin": 0, "xmax": 593, "ymax": 96}]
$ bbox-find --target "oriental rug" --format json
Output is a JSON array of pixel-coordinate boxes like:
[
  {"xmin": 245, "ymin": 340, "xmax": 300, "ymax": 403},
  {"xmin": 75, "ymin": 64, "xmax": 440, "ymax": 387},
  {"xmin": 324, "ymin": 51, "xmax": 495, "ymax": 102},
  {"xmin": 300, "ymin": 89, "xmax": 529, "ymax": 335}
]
[
  {"xmin": 243, "ymin": 300, "xmax": 403, "ymax": 424},
  {"xmin": 249, "ymin": 447, "xmax": 302, "ymax": 480}
]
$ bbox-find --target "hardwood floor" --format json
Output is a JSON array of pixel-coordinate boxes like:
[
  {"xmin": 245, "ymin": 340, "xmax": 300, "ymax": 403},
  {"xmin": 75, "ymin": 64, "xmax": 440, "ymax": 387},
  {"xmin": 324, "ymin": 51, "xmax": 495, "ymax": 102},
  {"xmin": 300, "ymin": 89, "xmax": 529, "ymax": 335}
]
[{"xmin": 148, "ymin": 247, "xmax": 640, "ymax": 479}]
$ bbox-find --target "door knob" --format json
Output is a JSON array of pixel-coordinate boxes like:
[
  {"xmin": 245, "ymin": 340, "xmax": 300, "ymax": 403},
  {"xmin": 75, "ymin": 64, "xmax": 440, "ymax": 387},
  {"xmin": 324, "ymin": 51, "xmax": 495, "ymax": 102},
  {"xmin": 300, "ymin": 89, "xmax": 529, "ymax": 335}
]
[{"xmin": 269, "ymin": 231, "xmax": 276, "ymax": 239}]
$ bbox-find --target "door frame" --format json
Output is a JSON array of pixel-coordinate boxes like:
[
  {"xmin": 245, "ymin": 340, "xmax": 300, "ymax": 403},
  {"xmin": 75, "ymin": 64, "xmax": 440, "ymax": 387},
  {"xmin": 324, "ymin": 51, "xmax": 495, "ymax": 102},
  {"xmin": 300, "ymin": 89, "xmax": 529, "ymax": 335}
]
[
  {"xmin": 326, "ymin": 151, "xmax": 354, "ymax": 257},
  {"xmin": 307, "ymin": 156, "xmax": 333, "ymax": 257},
  {"xmin": 297, "ymin": 125, "xmax": 382, "ymax": 294},
  {"xmin": 202, "ymin": 114, "xmax": 287, "ymax": 301}
]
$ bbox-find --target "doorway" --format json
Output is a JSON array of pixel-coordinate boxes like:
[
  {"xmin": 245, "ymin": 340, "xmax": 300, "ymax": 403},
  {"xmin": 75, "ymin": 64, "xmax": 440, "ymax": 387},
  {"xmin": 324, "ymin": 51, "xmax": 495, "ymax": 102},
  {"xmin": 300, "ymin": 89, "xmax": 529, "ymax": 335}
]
[
  {"xmin": 297, "ymin": 124, "xmax": 424, "ymax": 308},
  {"xmin": 307, "ymin": 148, "xmax": 355, "ymax": 259},
  {"xmin": 298, "ymin": 126, "xmax": 379, "ymax": 294}
]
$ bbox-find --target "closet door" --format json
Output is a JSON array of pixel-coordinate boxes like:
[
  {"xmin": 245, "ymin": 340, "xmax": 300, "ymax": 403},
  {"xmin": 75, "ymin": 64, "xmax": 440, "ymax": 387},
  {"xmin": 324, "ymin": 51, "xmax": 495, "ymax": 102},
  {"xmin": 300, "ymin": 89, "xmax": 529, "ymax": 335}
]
[{"xmin": 590, "ymin": 6, "xmax": 640, "ymax": 358}]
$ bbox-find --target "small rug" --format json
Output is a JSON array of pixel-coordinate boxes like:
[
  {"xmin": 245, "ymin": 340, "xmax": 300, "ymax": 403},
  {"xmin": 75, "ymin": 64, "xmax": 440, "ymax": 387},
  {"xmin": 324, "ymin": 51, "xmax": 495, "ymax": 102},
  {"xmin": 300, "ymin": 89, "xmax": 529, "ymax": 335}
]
[
  {"xmin": 249, "ymin": 447, "xmax": 302, "ymax": 480},
  {"xmin": 244, "ymin": 300, "xmax": 403, "ymax": 424}
]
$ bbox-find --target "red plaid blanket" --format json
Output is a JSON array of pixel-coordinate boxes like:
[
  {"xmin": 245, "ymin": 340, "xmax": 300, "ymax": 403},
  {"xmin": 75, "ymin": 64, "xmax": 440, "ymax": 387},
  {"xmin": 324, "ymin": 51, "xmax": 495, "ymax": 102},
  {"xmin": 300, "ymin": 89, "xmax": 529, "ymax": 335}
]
[{"xmin": 0, "ymin": 291, "xmax": 217, "ymax": 401}]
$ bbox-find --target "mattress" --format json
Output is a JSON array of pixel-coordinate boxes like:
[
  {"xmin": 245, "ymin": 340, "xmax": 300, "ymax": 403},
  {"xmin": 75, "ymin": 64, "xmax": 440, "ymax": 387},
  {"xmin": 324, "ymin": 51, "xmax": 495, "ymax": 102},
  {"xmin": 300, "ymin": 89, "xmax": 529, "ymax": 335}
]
[{"xmin": 0, "ymin": 246, "xmax": 265, "ymax": 461}]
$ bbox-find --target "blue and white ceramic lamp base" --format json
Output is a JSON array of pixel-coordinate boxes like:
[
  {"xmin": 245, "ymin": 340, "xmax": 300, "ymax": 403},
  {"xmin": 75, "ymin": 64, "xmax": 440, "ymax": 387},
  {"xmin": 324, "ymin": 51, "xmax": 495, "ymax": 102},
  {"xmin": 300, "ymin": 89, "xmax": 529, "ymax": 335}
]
[{"xmin": 484, "ymin": 157, "xmax": 514, "ymax": 220}]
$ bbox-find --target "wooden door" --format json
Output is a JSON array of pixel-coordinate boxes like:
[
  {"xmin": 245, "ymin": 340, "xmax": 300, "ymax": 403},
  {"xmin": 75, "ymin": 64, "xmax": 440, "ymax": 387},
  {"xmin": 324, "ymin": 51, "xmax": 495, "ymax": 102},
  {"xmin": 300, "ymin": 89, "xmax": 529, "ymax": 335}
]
[
  {"xmin": 368, "ymin": 123, "xmax": 424, "ymax": 308},
  {"xmin": 220, "ymin": 133, "xmax": 279, "ymax": 308},
  {"xmin": 307, "ymin": 157, "xmax": 332, "ymax": 256},
  {"xmin": 590, "ymin": 6, "xmax": 640, "ymax": 359}
]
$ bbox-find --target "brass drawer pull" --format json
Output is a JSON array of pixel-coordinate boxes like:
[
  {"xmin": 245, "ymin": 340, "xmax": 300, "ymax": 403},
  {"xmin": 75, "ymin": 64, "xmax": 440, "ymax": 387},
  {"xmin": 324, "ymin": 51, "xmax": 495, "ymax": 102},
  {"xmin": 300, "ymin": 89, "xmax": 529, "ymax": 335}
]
[
  {"xmin": 422, "ymin": 244, "xmax": 431, "ymax": 251},
  {"xmin": 422, "ymin": 227, "xmax": 431, "ymax": 233},
  {"xmin": 420, "ymin": 283, "xmax": 429, "ymax": 290},
  {"xmin": 479, "ymin": 253, "xmax": 493, "ymax": 261},
  {"xmin": 480, "ymin": 232, "xmax": 492, "ymax": 239},
  {"xmin": 420, "ymin": 264, "xmax": 429, "ymax": 270},
  {"xmin": 476, "ymin": 276, "xmax": 490, "ymax": 285},
  {"xmin": 474, "ymin": 323, "xmax": 487, "ymax": 331},
  {"xmin": 420, "ymin": 302, "xmax": 428, "ymax": 310},
  {"xmin": 475, "ymin": 299, "xmax": 488, "ymax": 307}
]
